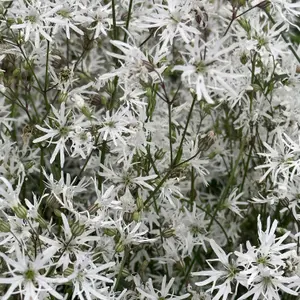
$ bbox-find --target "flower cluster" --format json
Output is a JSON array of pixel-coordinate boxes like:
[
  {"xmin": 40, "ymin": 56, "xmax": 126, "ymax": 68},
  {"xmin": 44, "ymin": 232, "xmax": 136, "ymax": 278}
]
[{"xmin": 0, "ymin": 0, "xmax": 300, "ymax": 299}]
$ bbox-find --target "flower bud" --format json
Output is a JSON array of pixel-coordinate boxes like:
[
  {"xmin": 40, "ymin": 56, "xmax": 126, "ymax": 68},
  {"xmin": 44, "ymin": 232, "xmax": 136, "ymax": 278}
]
[
  {"xmin": 36, "ymin": 214, "xmax": 48, "ymax": 229},
  {"xmin": 238, "ymin": 18, "xmax": 251, "ymax": 33},
  {"xmin": 133, "ymin": 211, "xmax": 141, "ymax": 222},
  {"xmin": 88, "ymin": 203, "xmax": 100, "ymax": 214},
  {"xmin": 13, "ymin": 204, "xmax": 28, "ymax": 219},
  {"xmin": 104, "ymin": 228, "xmax": 118, "ymax": 236},
  {"xmin": 142, "ymin": 60, "xmax": 155, "ymax": 72},
  {"xmin": 198, "ymin": 131, "xmax": 216, "ymax": 152},
  {"xmin": 46, "ymin": 195, "xmax": 60, "ymax": 209},
  {"xmin": 106, "ymin": 81, "xmax": 115, "ymax": 95},
  {"xmin": 123, "ymin": 212, "xmax": 134, "ymax": 223},
  {"xmin": 240, "ymin": 53, "xmax": 248, "ymax": 65},
  {"xmin": 0, "ymin": 219, "xmax": 10, "ymax": 232},
  {"xmin": 154, "ymin": 148, "xmax": 165, "ymax": 160},
  {"xmin": 115, "ymin": 240, "xmax": 125, "ymax": 252},
  {"xmin": 58, "ymin": 92, "xmax": 68, "ymax": 103},
  {"xmin": 162, "ymin": 228, "xmax": 176, "ymax": 238},
  {"xmin": 64, "ymin": 267, "xmax": 74, "ymax": 277},
  {"xmin": 12, "ymin": 68, "xmax": 21, "ymax": 78},
  {"xmin": 136, "ymin": 196, "xmax": 144, "ymax": 211},
  {"xmin": 122, "ymin": 268, "xmax": 131, "ymax": 277},
  {"xmin": 54, "ymin": 208, "xmax": 62, "ymax": 217},
  {"xmin": 251, "ymin": 84, "xmax": 261, "ymax": 92},
  {"xmin": 81, "ymin": 106, "xmax": 93, "ymax": 120},
  {"xmin": 70, "ymin": 221, "xmax": 85, "ymax": 237}
]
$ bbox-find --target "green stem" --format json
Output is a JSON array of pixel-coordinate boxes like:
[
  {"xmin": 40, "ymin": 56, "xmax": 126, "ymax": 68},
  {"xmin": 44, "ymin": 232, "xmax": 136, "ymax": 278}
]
[
  {"xmin": 172, "ymin": 95, "xmax": 197, "ymax": 166},
  {"xmin": 168, "ymin": 102, "xmax": 173, "ymax": 164},
  {"xmin": 144, "ymin": 170, "xmax": 173, "ymax": 207},
  {"xmin": 207, "ymin": 139, "xmax": 246, "ymax": 231},
  {"xmin": 45, "ymin": 235, "xmax": 74, "ymax": 277},
  {"xmin": 123, "ymin": 0, "xmax": 134, "ymax": 42},
  {"xmin": 112, "ymin": 0, "xmax": 117, "ymax": 40},
  {"xmin": 77, "ymin": 132, "xmax": 101, "ymax": 182},
  {"xmin": 114, "ymin": 247, "xmax": 129, "ymax": 291}
]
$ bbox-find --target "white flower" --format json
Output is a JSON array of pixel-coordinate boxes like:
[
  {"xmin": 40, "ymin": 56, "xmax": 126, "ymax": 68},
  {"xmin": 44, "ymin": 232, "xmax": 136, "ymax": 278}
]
[
  {"xmin": 98, "ymin": 107, "xmax": 136, "ymax": 146},
  {"xmin": 33, "ymin": 103, "xmax": 89, "ymax": 167},
  {"xmin": 86, "ymin": 0, "xmax": 112, "ymax": 38},
  {"xmin": 98, "ymin": 40, "xmax": 166, "ymax": 85},
  {"xmin": 115, "ymin": 219, "xmax": 157, "ymax": 246},
  {"xmin": 39, "ymin": 213, "xmax": 100, "ymax": 270},
  {"xmin": 0, "ymin": 174, "xmax": 24, "ymax": 210},
  {"xmin": 46, "ymin": 0, "xmax": 92, "ymax": 39},
  {"xmin": 67, "ymin": 254, "xmax": 115, "ymax": 300},
  {"xmin": 10, "ymin": 0, "xmax": 63, "ymax": 48},
  {"xmin": 173, "ymin": 36, "xmax": 241, "ymax": 103},
  {"xmin": 235, "ymin": 216, "xmax": 298, "ymax": 299},
  {"xmin": 238, "ymin": 267, "xmax": 298, "ymax": 300},
  {"xmin": 33, "ymin": 103, "xmax": 71, "ymax": 168},
  {"xmin": 137, "ymin": 275, "xmax": 190, "ymax": 300},
  {"xmin": 192, "ymin": 239, "xmax": 243, "ymax": 300},
  {"xmin": 255, "ymin": 129, "xmax": 300, "ymax": 185},
  {"xmin": 99, "ymin": 154, "xmax": 157, "ymax": 192},
  {"xmin": 223, "ymin": 188, "xmax": 246, "ymax": 218},
  {"xmin": 0, "ymin": 245, "xmax": 66, "ymax": 300},
  {"xmin": 251, "ymin": 0, "xmax": 300, "ymax": 30},
  {"xmin": 137, "ymin": 0, "xmax": 200, "ymax": 48}
]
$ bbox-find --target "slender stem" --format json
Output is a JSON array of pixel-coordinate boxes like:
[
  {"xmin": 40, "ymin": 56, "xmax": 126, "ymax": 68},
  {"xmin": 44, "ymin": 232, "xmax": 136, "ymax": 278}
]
[
  {"xmin": 172, "ymin": 95, "xmax": 197, "ymax": 166},
  {"xmin": 168, "ymin": 102, "xmax": 173, "ymax": 164},
  {"xmin": 44, "ymin": 40, "xmax": 50, "ymax": 108},
  {"xmin": 178, "ymin": 255, "xmax": 197, "ymax": 293},
  {"xmin": 139, "ymin": 28, "xmax": 156, "ymax": 47},
  {"xmin": 112, "ymin": 0, "xmax": 117, "ymax": 40},
  {"xmin": 77, "ymin": 132, "xmax": 101, "ymax": 181},
  {"xmin": 223, "ymin": 1, "xmax": 270, "ymax": 36},
  {"xmin": 207, "ymin": 139, "xmax": 246, "ymax": 231},
  {"xmin": 114, "ymin": 247, "xmax": 129, "ymax": 291},
  {"xmin": 144, "ymin": 170, "xmax": 172, "ymax": 207},
  {"xmin": 45, "ymin": 235, "xmax": 74, "ymax": 277},
  {"xmin": 123, "ymin": 0, "xmax": 134, "ymax": 42}
]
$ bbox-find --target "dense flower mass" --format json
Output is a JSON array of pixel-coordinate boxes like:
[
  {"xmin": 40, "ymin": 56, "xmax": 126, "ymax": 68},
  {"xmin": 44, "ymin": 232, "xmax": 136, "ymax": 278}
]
[{"xmin": 0, "ymin": 0, "xmax": 300, "ymax": 299}]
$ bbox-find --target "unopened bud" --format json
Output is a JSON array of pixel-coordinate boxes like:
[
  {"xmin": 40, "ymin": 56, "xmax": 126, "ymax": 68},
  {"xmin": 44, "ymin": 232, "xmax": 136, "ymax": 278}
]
[
  {"xmin": 54, "ymin": 208, "xmax": 62, "ymax": 217},
  {"xmin": 104, "ymin": 228, "xmax": 118, "ymax": 236},
  {"xmin": 0, "ymin": 219, "xmax": 10, "ymax": 232},
  {"xmin": 13, "ymin": 204, "xmax": 28, "ymax": 219},
  {"xmin": 88, "ymin": 203, "xmax": 100, "ymax": 214},
  {"xmin": 162, "ymin": 228, "xmax": 176, "ymax": 238},
  {"xmin": 142, "ymin": 60, "xmax": 155, "ymax": 72},
  {"xmin": 198, "ymin": 131, "xmax": 216, "ymax": 152},
  {"xmin": 238, "ymin": 18, "xmax": 251, "ymax": 33},
  {"xmin": 46, "ymin": 195, "xmax": 60, "ymax": 209},
  {"xmin": 257, "ymin": 0, "xmax": 270, "ymax": 9},
  {"xmin": 240, "ymin": 52, "xmax": 248, "ymax": 65},
  {"xmin": 64, "ymin": 267, "xmax": 74, "ymax": 277},
  {"xmin": 12, "ymin": 68, "xmax": 21, "ymax": 77},
  {"xmin": 115, "ymin": 240, "xmax": 125, "ymax": 252},
  {"xmin": 133, "ymin": 211, "xmax": 141, "ymax": 222},
  {"xmin": 123, "ymin": 212, "xmax": 134, "ymax": 223},
  {"xmin": 122, "ymin": 268, "xmax": 131, "ymax": 277},
  {"xmin": 251, "ymin": 83, "xmax": 261, "ymax": 92},
  {"xmin": 154, "ymin": 148, "xmax": 165, "ymax": 160},
  {"xmin": 70, "ymin": 221, "xmax": 85, "ymax": 237},
  {"xmin": 106, "ymin": 81, "xmax": 115, "ymax": 95},
  {"xmin": 136, "ymin": 197, "xmax": 144, "ymax": 211},
  {"xmin": 81, "ymin": 106, "xmax": 92, "ymax": 119},
  {"xmin": 36, "ymin": 214, "xmax": 48, "ymax": 229}
]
